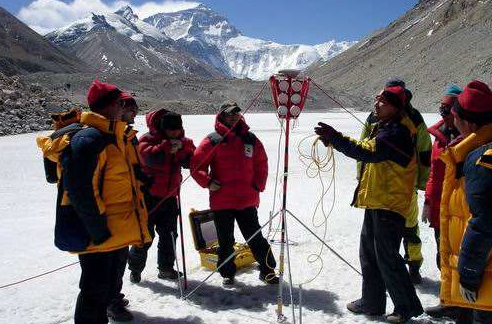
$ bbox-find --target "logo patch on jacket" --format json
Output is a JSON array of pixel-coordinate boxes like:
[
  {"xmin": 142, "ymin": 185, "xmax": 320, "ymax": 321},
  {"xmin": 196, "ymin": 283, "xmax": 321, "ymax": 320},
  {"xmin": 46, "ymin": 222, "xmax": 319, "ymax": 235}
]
[{"xmin": 244, "ymin": 144, "xmax": 253, "ymax": 158}]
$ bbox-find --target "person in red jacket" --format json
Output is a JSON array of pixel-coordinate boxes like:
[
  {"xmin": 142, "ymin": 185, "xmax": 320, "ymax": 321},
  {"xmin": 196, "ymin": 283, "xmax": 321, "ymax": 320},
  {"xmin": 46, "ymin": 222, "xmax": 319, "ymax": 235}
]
[
  {"xmin": 127, "ymin": 109, "xmax": 195, "ymax": 283},
  {"xmin": 191, "ymin": 100, "xmax": 278, "ymax": 286},
  {"xmin": 422, "ymin": 85, "xmax": 462, "ymax": 269}
]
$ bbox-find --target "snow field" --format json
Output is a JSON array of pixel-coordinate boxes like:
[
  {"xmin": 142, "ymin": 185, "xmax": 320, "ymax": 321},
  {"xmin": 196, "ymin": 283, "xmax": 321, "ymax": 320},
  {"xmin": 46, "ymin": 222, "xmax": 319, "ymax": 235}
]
[{"xmin": 0, "ymin": 112, "xmax": 449, "ymax": 324}]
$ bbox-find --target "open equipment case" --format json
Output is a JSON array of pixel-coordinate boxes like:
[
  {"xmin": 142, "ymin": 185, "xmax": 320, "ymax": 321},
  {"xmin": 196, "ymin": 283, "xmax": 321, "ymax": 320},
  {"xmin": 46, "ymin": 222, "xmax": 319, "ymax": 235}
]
[{"xmin": 188, "ymin": 209, "xmax": 256, "ymax": 270}]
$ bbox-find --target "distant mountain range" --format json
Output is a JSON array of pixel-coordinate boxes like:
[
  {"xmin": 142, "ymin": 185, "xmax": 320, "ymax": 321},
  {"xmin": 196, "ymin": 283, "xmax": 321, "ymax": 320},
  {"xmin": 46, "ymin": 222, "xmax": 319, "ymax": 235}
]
[
  {"xmin": 0, "ymin": 7, "xmax": 88, "ymax": 76},
  {"xmin": 46, "ymin": 4, "xmax": 355, "ymax": 80}
]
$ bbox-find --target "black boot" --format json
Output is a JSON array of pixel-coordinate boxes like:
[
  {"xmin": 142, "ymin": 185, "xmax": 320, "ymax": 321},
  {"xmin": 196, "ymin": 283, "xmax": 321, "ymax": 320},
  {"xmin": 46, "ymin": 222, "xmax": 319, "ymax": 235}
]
[
  {"xmin": 129, "ymin": 271, "xmax": 141, "ymax": 283},
  {"xmin": 157, "ymin": 267, "xmax": 183, "ymax": 280},
  {"xmin": 425, "ymin": 304, "xmax": 461, "ymax": 319},
  {"xmin": 107, "ymin": 302, "xmax": 134, "ymax": 322},
  {"xmin": 222, "ymin": 276, "xmax": 235, "ymax": 287},
  {"xmin": 346, "ymin": 299, "xmax": 384, "ymax": 316}
]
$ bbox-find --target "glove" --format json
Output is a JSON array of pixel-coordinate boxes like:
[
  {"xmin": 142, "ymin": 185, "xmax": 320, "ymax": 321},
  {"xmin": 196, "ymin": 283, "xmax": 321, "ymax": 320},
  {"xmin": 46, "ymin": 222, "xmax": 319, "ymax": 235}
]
[
  {"xmin": 170, "ymin": 139, "xmax": 183, "ymax": 154},
  {"xmin": 314, "ymin": 122, "xmax": 339, "ymax": 146},
  {"xmin": 421, "ymin": 203, "xmax": 430, "ymax": 223},
  {"xmin": 460, "ymin": 284, "xmax": 477, "ymax": 303},
  {"xmin": 209, "ymin": 179, "xmax": 221, "ymax": 192},
  {"xmin": 92, "ymin": 227, "xmax": 111, "ymax": 246}
]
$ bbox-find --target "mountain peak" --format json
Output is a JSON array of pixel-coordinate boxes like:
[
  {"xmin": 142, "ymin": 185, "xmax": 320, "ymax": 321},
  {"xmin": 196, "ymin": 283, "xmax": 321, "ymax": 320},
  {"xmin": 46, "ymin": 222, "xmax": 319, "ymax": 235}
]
[
  {"xmin": 194, "ymin": 3, "xmax": 212, "ymax": 11},
  {"xmin": 115, "ymin": 6, "xmax": 139, "ymax": 22}
]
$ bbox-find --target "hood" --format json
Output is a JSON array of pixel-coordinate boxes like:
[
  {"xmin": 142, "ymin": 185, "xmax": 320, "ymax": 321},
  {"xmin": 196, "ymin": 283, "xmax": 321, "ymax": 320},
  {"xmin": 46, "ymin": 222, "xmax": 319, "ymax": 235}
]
[
  {"xmin": 145, "ymin": 108, "xmax": 184, "ymax": 138},
  {"xmin": 214, "ymin": 112, "xmax": 249, "ymax": 137}
]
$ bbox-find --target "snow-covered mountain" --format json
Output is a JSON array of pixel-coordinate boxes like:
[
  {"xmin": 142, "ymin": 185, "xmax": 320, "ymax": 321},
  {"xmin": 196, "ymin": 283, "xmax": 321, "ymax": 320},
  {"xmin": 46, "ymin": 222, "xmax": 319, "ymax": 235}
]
[
  {"xmin": 45, "ymin": 6, "xmax": 221, "ymax": 77},
  {"xmin": 46, "ymin": 4, "xmax": 355, "ymax": 80},
  {"xmin": 144, "ymin": 4, "xmax": 356, "ymax": 80}
]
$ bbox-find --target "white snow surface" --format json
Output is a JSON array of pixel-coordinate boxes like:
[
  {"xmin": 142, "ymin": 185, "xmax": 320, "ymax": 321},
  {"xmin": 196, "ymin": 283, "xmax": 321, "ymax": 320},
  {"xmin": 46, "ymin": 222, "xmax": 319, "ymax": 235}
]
[{"xmin": 0, "ymin": 112, "xmax": 447, "ymax": 324}]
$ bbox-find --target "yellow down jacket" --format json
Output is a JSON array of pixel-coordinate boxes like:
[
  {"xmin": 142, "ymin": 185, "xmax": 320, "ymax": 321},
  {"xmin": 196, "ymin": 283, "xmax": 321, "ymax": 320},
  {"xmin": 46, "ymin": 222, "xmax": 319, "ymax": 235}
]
[
  {"xmin": 440, "ymin": 123, "xmax": 492, "ymax": 310},
  {"xmin": 37, "ymin": 111, "xmax": 151, "ymax": 254}
]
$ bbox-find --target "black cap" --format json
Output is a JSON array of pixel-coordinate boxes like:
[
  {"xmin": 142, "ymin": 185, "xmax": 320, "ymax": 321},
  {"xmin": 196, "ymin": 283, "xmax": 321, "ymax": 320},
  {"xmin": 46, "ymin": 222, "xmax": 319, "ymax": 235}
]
[
  {"xmin": 385, "ymin": 78, "xmax": 406, "ymax": 88},
  {"xmin": 219, "ymin": 100, "xmax": 241, "ymax": 115}
]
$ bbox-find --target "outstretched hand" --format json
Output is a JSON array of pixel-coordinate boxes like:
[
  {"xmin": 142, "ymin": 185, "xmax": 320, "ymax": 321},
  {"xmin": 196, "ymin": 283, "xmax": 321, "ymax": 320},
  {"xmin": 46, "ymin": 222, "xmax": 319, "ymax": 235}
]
[{"xmin": 314, "ymin": 122, "xmax": 339, "ymax": 146}]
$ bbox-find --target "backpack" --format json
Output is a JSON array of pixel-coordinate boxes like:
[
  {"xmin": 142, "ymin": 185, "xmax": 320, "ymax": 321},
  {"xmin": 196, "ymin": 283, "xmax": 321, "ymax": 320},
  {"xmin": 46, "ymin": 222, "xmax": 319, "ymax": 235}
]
[{"xmin": 36, "ymin": 110, "xmax": 93, "ymax": 252}]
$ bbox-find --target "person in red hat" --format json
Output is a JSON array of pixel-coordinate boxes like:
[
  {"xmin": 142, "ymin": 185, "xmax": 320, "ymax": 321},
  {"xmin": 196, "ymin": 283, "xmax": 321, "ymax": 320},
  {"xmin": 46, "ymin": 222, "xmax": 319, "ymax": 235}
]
[
  {"xmin": 64, "ymin": 80, "xmax": 151, "ymax": 324},
  {"xmin": 104, "ymin": 91, "xmax": 152, "ymax": 321},
  {"xmin": 315, "ymin": 86, "xmax": 423, "ymax": 323},
  {"xmin": 127, "ymin": 109, "xmax": 195, "ymax": 283},
  {"xmin": 439, "ymin": 80, "xmax": 492, "ymax": 324}
]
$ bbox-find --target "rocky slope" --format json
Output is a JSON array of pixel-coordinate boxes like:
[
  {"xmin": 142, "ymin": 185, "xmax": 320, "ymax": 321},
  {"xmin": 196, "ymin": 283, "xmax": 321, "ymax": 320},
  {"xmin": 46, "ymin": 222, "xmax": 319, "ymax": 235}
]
[
  {"xmin": 0, "ymin": 6, "xmax": 89, "ymax": 76},
  {"xmin": 0, "ymin": 72, "xmax": 84, "ymax": 136},
  {"xmin": 308, "ymin": 0, "xmax": 492, "ymax": 111}
]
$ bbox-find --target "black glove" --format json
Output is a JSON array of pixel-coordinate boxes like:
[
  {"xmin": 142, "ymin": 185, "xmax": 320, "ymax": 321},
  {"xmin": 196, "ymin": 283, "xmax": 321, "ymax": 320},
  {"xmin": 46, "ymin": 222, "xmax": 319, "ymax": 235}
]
[
  {"xmin": 314, "ymin": 122, "xmax": 339, "ymax": 146},
  {"xmin": 92, "ymin": 227, "xmax": 111, "ymax": 245}
]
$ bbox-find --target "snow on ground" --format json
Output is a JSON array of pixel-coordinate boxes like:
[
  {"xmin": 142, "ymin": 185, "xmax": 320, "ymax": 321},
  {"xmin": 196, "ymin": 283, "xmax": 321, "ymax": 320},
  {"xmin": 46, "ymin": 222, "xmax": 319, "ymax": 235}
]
[{"xmin": 0, "ymin": 112, "xmax": 451, "ymax": 324}]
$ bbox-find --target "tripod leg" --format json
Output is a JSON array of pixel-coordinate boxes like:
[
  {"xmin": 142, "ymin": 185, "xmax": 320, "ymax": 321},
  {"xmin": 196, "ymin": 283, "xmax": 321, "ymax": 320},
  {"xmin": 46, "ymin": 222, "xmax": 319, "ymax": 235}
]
[
  {"xmin": 284, "ymin": 213, "xmax": 296, "ymax": 324},
  {"xmin": 286, "ymin": 210, "xmax": 362, "ymax": 276}
]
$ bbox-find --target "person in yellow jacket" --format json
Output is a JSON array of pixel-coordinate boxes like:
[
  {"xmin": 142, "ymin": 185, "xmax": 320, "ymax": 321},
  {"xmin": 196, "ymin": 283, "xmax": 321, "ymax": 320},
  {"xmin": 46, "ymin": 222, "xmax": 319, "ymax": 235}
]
[
  {"xmin": 439, "ymin": 80, "xmax": 492, "ymax": 324},
  {"xmin": 358, "ymin": 78, "xmax": 431, "ymax": 284},
  {"xmin": 315, "ymin": 85, "xmax": 423, "ymax": 324},
  {"xmin": 37, "ymin": 80, "xmax": 151, "ymax": 324}
]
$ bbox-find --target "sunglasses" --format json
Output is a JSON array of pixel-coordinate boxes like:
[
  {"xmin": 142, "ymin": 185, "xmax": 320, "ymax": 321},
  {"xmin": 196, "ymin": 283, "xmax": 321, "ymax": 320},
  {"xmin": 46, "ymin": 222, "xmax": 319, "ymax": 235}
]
[
  {"xmin": 223, "ymin": 110, "xmax": 241, "ymax": 116},
  {"xmin": 439, "ymin": 104, "xmax": 452, "ymax": 117}
]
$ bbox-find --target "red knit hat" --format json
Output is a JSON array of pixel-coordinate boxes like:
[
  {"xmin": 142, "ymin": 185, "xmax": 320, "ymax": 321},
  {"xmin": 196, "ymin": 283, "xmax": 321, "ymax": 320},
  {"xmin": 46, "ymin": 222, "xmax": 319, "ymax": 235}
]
[
  {"xmin": 87, "ymin": 80, "xmax": 122, "ymax": 111},
  {"xmin": 381, "ymin": 86, "xmax": 407, "ymax": 110},
  {"xmin": 120, "ymin": 92, "xmax": 137, "ymax": 107},
  {"xmin": 453, "ymin": 80, "xmax": 492, "ymax": 125}
]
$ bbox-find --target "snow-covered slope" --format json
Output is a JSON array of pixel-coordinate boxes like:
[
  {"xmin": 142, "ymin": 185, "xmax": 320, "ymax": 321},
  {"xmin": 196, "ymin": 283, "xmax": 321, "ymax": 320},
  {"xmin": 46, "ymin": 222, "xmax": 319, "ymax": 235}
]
[
  {"xmin": 145, "ymin": 4, "xmax": 356, "ymax": 80},
  {"xmin": 0, "ymin": 112, "xmax": 444, "ymax": 324},
  {"xmin": 46, "ymin": 4, "xmax": 355, "ymax": 79},
  {"xmin": 47, "ymin": 6, "xmax": 169, "ymax": 45},
  {"xmin": 45, "ymin": 6, "xmax": 222, "ymax": 77}
]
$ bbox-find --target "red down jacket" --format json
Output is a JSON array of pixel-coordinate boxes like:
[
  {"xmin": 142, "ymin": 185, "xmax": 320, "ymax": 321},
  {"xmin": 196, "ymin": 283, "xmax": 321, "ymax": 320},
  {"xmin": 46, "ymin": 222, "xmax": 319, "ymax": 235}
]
[
  {"xmin": 139, "ymin": 109, "xmax": 195, "ymax": 199},
  {"xmin": 425, "ymin": 120, "xmax": 461, "ymax": 228},
  {"xmin": 191, "ymin": 114, "xmax": 268, "ymax": 211}
]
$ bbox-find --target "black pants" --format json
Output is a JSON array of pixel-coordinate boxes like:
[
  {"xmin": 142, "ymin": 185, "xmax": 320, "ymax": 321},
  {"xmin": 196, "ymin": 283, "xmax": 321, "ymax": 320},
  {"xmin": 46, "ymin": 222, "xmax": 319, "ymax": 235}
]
[
  {"xmin": 75, "ymin": 248, "xmax": 128, "ymax": 324},
  {"xmin": 128, "ymin": 195, "xmax": 178, "ymax": 273},
  {"xmin": 214, "ymin": 207, "xmax": 276, "ymax": 278},
  {"xmin": 473, "ymin": 310, "xmax": 492, "ymax": 324},
  {"xmin": 360, "ymin": 209, "xmax": 423, "ymax": 318}
]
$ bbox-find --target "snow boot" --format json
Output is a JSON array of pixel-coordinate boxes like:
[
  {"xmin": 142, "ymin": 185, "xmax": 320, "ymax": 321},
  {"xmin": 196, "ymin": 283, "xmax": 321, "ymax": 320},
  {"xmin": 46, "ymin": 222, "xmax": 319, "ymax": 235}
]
[
  {"xmin": 259, "ymin": 271, "xmax": 280, "ymax": 284},
  {"xmin": 425, "ymin": 304, "xmax": 461, "ymax": 319},
  {"xmin": 129, "ymin": 271, "xmax": 141, "ymax": 283},
  {"xmin": 346, "ymin": 299, "xmax": 384, "ymax": 316},
  {"xmin": 107, "ymin": 303, "xmax": 134, "ymax": 322},
  {"xmin": 111, "ymin": 298, "xmax": 129, "ymax": 308},
  {"xmin": 158, "ymin": 267, "xmax": 183, "ymax": 280},
  {"xmin": 222, "ymin": 277, "xmax": 235, "ymax": 287},
  {"xmin": 386, "ymin": 313, "xmax": 408, "ymax": 324}
]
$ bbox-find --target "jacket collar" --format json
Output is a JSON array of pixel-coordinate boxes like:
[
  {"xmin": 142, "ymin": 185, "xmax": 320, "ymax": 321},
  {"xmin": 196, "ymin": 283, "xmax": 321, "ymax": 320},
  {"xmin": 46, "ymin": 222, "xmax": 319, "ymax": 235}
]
[
  {"xmin": 80, "ymin": 111, "xmax": 127, "ymax": 139},
  {"xmin": 442, "ymin": 123, "xmax": 492, "ymax": 164}
]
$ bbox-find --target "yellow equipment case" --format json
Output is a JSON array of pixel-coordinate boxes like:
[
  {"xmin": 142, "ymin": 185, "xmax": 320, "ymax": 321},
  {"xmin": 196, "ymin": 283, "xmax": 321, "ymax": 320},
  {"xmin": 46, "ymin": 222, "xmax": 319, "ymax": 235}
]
[{"xmin": 188, "ymin": 209, "xmax": 255, "ymax": 270}]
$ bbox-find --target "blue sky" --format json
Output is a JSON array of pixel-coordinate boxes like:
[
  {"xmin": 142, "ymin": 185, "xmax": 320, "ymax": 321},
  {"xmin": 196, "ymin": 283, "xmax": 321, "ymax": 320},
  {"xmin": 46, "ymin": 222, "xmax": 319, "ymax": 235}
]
[{"xmin": 1, "ymin": 0, "xmax": 419, "ymax": 44}]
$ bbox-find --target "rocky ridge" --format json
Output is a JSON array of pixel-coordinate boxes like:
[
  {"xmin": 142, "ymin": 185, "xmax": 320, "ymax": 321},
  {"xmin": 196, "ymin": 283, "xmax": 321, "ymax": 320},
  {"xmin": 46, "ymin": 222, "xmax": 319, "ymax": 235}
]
[{"xmin": 0, "ymin": 72, "xmax": 83, "ymax": 136}]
